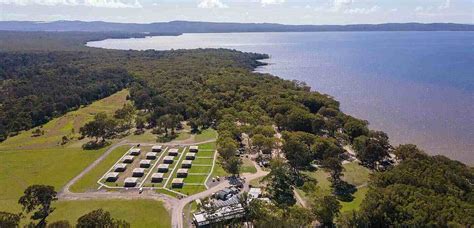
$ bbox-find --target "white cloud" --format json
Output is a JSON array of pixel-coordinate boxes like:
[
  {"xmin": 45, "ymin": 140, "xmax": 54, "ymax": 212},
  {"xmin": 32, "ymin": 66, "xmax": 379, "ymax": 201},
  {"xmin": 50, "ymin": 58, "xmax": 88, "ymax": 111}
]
[
  {"xmin": 345, "ymin": 5, "xmax": 379, "ymax": 14},
  {"xmin": 0, "ymin": 0, "xmax": 142, "ymax": 8},
  {"xmin": 313, "ymin": 0, "xmax": 378, "ymax": 14},
  {"xmin": 261, "ymin": 0, "xmax": 285, "ymax": 6},
  {"xmin": 198, "ymin": 0, "xmax": 227, "ymax": 8},
  {"xmin": 332, "ymin": 0, "xmax": 353, "ymax": 11},
  {"xmin": 438, "ymin": 0, "xmax": 450, "ymax": 9}
]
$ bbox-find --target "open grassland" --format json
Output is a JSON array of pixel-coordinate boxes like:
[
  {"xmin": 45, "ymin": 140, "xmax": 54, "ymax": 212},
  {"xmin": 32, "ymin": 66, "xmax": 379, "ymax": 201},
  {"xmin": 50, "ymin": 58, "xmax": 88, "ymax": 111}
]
[
  {"xmin": 70, "ymin": 145, "xmax": 131, "ymax": 192},
  {"xmin": 0, "ymin": 91, "xmax": 129, "ymax": 213},
  {"xmin": 48, "ymin": 200, "xmax": 170, "ymax": 228}
]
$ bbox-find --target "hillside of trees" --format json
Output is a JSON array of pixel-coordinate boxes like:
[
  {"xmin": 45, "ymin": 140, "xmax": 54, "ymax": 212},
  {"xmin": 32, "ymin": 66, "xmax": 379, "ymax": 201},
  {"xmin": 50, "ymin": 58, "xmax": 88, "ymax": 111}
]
[{"xmin": 0, "ymin": 31, "xmax": 472, "ymax": 226}]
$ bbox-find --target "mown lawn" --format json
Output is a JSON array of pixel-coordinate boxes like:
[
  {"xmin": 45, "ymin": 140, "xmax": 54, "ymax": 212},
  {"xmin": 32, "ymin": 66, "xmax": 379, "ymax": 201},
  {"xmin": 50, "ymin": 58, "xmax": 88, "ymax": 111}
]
[
  {"xmin": 0, "ymin": 147, "xmax": 106, "ymax": 212},
  {"xmin": 194, "ymin": 128, "xmax": 218, "ymax": 142},
  {"xmin": 189, "ymin": 166, "xmax": 212, "ymax": 173},
  {"xmin": 48, "ymin": 200, "xmax": 170, "ymax": 228},
  {"xmin": 70, "ymin": 145, "xmax": 131, "ymax": 192},
  {"xmin": 198, "ymin": 142, "xmax": 216, "ymax": 150}
]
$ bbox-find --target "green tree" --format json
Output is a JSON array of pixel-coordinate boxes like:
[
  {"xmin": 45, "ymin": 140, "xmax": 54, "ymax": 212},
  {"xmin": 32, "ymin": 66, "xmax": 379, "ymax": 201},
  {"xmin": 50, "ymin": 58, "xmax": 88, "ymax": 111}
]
[
  {"xmin": 252, "ymin": 134, "xmax": 275, "ymax": 154},
  {"xmin": 18, "ymin": 185, "xmax": 57, "ymax": 228},
  {"xmin": 343, "ymin": 118, "xmax": 369, "ymax": 141},
  {"xmin": 224, "ymin": 157, "xmax": 242, "ymax": 176},
  {"xmin": 311, "ymin": 195, "xmax": 341, "ymax": 227},
  {"xmin": 353, "ymin": 131, "xmax": 391, "ymax": 169},
  {"xmin": 393, "ymin": 144, "xmax": 427, "ymax": 161},
  {"xmin": 114, "ymin": 103, "xmax": 136, "ymax": 130},
  {"xmin": 217, "ymin": 137, "xmax": 238, "ymax": 161},
  {"xmin": 0, "ymin": 211, "xmax": 21, "ymax": 228},
  {"xmin": 76, "ymin": 209, "xmax": 130, "ymax": 228},
  {"xmin": 283, "ymin": 135, "xmax": 313, "ymax": 169},
  {"xmin": 79, "ymin": 113, "xmax": 118, "ymax": 142},
  {"xmin": 264, "ymin": 159, "xmax": 297, "ymax": 207}
]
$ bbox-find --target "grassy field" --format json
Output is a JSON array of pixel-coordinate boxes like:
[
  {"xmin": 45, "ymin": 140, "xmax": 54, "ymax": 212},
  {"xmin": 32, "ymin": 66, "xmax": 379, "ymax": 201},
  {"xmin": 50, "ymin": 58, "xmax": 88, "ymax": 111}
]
[
  {"xmin": 0, "ymin": 90, "xmax": 129, "ymax": 213},
  {"xmin": 48, "ymin": 200, "xmax": 170, "ymax": 228},
  {"xmin": 194, "ymin": 128, "xmax": 218, "ymax": 142},
  {"xmin": 340, "ymin": 186, "xmax": 369, "ymax": 212},
  {"xmin": 297, "ymin": 161, "xmax": 371, "ymax": 213},
  {"xmin": 70, "ymin": 145, "xmax": 131, "ymax": 192}
]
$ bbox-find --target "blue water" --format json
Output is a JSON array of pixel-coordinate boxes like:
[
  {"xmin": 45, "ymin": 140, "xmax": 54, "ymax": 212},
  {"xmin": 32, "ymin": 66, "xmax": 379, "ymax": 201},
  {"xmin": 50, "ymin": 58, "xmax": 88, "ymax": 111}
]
[{"xmin": 88, "ymin": 32, "xmax": 474, "ymax": 163}]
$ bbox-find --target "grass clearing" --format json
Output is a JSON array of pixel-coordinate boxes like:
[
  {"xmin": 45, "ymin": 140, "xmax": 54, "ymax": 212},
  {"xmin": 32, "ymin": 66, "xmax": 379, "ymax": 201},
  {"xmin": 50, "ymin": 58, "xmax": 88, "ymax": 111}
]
[
  {"xmin": 241, "ymin": 157, "xmax": 257, "ymax": 174},
  {"xmin": 194, "ymin": 128, "xmax": 218, "ymax": 142},
  {"xmin": 298, "ymin": 162, "xmax": 371, "ymax": 213},
  {"xmin": 340, "ymin": 186, "xmax": 369, "ymax": 212},
  {"xmin": 342, "ymin": 162, "xmax": 371, "ymax": 186},
  {"xmin": 48, "ymin": 200, "xmax": 170, "ymax": 228}
]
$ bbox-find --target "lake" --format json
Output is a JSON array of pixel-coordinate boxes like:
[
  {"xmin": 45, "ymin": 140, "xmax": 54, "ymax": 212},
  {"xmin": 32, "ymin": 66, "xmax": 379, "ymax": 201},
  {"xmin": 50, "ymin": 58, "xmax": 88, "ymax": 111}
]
[{"xmin": 88, "ymin": 32, "xmax": 474, "ymax": 164}]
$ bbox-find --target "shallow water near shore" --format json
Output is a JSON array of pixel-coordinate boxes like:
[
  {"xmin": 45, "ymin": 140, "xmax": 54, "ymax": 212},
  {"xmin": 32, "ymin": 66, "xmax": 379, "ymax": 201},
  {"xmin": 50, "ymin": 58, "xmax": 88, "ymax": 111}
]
[{"xmin": 88, "ymin": 32, "xmax": 474, "ymax": 164}]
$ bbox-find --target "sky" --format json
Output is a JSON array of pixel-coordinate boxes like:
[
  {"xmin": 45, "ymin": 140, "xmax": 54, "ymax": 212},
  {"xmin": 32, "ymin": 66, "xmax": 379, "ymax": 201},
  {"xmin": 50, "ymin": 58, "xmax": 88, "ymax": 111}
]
[{"xmin": 0, "ymin": 0, "xmax": 473, "ymax": 24}]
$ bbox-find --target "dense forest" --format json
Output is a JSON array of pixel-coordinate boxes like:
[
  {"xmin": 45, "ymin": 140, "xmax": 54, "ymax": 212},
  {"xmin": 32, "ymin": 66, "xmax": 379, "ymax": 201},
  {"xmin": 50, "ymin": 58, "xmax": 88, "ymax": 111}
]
[
  {"xmin": 0, "ymin": 52, "xmax": 132, "ymax": 141},
  {"xmin": 0, "ymin": 31, "xmax": 472, "ymax": 226}
]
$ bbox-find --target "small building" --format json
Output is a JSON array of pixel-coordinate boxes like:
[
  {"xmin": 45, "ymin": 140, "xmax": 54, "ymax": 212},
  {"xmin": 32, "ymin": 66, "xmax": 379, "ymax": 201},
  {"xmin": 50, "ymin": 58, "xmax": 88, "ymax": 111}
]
[
  {"xmin": 172, "ymin": 178, "xmax": 184, "ymax": 188},
  {"xmin": 177, "ymin": 168, "xmax": 189, "ymax": 177},
  {"xmin": 248, "ymin": 188, "xmax": 262, "ymax": 200},
  {"xmin": 105, "ymin": 172, "xmax": 119, "ymax": 182},
  {"xmin": 146, "ymin": 152, "xmax": 158, "ymax": 160},
  {"xmin": 114, "ymin": 163, "xmax": 127, "ymax": 172},
  {"xmin": 168, "ymin": 148, "xmax": 179, "ymax": 156},
  {"xmin": 123, "ymin": 155, "xmax": 134, "ymax": 163},
  {"xmin": 215, "ymin": 188, "xmax": 235, "ymax": 201},
  {"xmin": 140, "ymin": 160, "xmax": 152, "ymax": 168},
  {"xmin": 189, "ymin": 146, "xmax": 199, "ymax": 152},
  {"xmin": 182, "ymin": 160, "xmax": 192, "ymax": 168},
  {"xmin": 124, "ymin": 177, "xmax": 138, "ymax": 187},
  {"xmin": 163, "ymin": 156, "xmax": 174, "ymax": 164},
  {"xmin": 151, "ymin": 145, "xmax": 163, "ymax": 152},
  {"xmin": 185, "ymin": 153, "xmax": 196, "ymax": 160},
  {"xmin": 132, "ymin": 168, "xmax": 145, "ymax": 177},
  {"xmin": 157, "ymin": 164, "xmax": 170, "ymax": 173},
  {"xmin": 129, "ymin": 148, "xmax": 141, "ymax": 156},
  {"xmin": 193, "ymin": 203, "xmax": 245, "ymax": 227},
  {"xmin": 151, "ymin": 173, "xmax": 164, "ymax": 183}
]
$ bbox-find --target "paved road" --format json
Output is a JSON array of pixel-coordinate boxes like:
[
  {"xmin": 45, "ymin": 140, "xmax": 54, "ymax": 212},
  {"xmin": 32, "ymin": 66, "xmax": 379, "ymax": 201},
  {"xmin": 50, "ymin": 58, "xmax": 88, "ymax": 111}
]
[{"xmin": 171, "ymin": 165, "xmax": 269, "ymax": 228}]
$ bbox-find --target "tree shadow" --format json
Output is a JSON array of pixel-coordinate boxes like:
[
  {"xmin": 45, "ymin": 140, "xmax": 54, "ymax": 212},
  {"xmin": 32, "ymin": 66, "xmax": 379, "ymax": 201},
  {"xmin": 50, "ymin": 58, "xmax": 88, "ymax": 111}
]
[
  {"xmin": 332, "ymin": 180, "xmax": 357, "ymax": 202},
  {"xmin": 82, "ymin": 140, "xmax": 110, "ymax": 150}
]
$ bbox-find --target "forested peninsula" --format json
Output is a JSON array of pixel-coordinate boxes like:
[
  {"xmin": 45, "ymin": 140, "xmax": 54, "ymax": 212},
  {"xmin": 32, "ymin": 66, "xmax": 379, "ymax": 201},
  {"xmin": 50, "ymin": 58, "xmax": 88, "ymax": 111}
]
[{"xmin": 0, "ymin": 31, "xmax": 472, "ymax": 227}]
